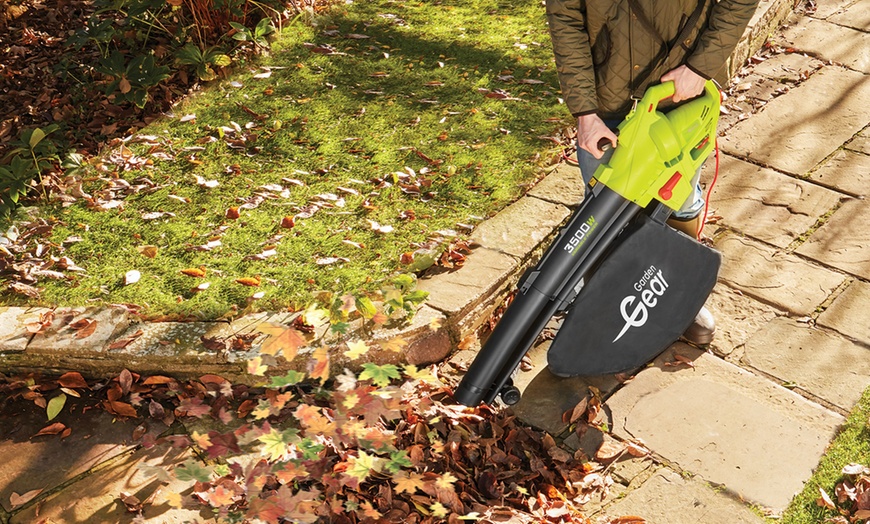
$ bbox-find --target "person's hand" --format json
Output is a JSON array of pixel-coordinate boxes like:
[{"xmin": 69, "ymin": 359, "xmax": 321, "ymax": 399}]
[
  {"xmin": 660, "ymin": 65, "xmax": 706, "ymax": 103},
  {"xmin": 577, "ymin": 113, "xmax": 618, "ymax": 159}
]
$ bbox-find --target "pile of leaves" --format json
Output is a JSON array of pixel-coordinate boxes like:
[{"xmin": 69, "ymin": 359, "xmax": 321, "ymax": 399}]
[
  {"xmin": 0, "ymin": 361, "xmax": 647, "ymax": 524},
  {"xmin": 816, "ymin": 465, "xmax": 870, "ymax": 523}
]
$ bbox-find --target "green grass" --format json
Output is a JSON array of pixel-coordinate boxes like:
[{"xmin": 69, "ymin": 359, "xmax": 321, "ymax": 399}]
[
  {"xmin": 776, "ymin": 387, "xmax": 870, "ymax": 523},
  {"xmin": 5, "ymin": 0, "xmax": 570, "ymax": 318}
]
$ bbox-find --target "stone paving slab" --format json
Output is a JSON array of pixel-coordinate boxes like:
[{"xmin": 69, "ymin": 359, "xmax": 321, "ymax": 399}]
[
  {"xmin": 705, "ymin": 154, "xmax": 841, "ymax": 247},
  {"xmin": 720, "ymin": 66, "xmax": 870, "ymax": 176},
  {"xmin": 0, "ymin": 307, "xmax": 49, "ymax": 353},
  {"xmin": 605, "ymin": 343, "xmax": 844, "ymax": 512},
  {"xmin": 827, "ymin": 0, "xmax": 870, "ymax": 31},
  {"xmin": 0, "ymin": 396, "xmax": 161, "ymax": 513},
  {"xmin": 818, "ymin": 279, "xmax": 870, "ymax": 345},
  {"xmin": 417, "ymin": 247, "xmax": 518, "ymax": 340},
  {"xmin": 776, "ymin": 17, "xmax": 870, "ymax": 73},
  {"xmin": 470, "ymin": 196, "xmax": 570, "ymax": 258},
  {"xmin": 797, "ymin": 198, "xmax": 870, "ymax": 280},
  {"xmin": 703, "ymin": 286, "xmax": 783, "ymax": 358},
  {"xmin": 809, "ymin": 0, "xmax": 853, "ymax": 20},
  {"xmin": 715, "ymin": 233, "xmax": 845, "ymax": 316},
  {"xmin": 511, "ymin": 335, "xmax": 622, "ymax": 437},
  {"xmin": 746, "ymin": 51, "xmax": 825, "ymax": 83},
  {"xmin": 601, "ymin": 468, "xmax": 765, "ymax": 524},
  {"xmin": 810, "ymin": 148, "xmax": 870, "ymax": 196},
  {"xmin": 742, "ymin": 316, "xmax": 870, "ymax": 411},
  {"xmin": 846, "ymin": 128, "xmax": 870, "ymax": 155},
  {"xmin": 9, "ymin": 445, "xmax": 201, "ymax": 524},
  {"xmin": 527, "ymin": 163, "xmax": 585, "ymax": 208},
  {"xmin": 107, "ymin": 321, "xmax": 232, "ymax": 364},
  {"xmin": 26, "ymin": 306, "xmax": 131, "ymax": 357}
]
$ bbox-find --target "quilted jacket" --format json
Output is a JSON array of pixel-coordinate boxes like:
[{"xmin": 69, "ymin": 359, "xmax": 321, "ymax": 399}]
[{"xmin": 546, "ymin": 0, "xmax": 759, "ymax": 119}]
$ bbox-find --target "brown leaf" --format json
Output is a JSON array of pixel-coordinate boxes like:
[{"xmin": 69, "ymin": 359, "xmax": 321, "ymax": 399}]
[
  {"xmin": 280, "ymin": 216, "xmax": 296, "ymax": 228},
  {"xmin": 609, "ymin": 517, "xmax": 646, "ymax": 524},
  {"xmin": 103, "ymin": 400, "xmax": 138, "ymax": 418},
  {"xmin": 70, "ymin": 318, "xmax": 98, "ymax": 339},
  {"xmin": 108, "ymin": 329, "xmax": 144, "ymax": 350},
  {"xmin": 142, "ymin": 375, "xmax": 175, "ymax": 385},
  {"xmin": 33, "ymin": 422, "xmax": 66, "ymax": 437},
  {"xmin": 57, "ymin": 371, "xmax": 88, "ymax": 389},
  {"xmin": 235, "ymin": 276, "xmax": 261, "ymax": 287},
  {"xmin": 225, "ymin": 206, "xmax": 240, "ymax": 219},
  {"xmin": 595, "ymin": 435, "xmax": 626, "ymax": 461},
  {"xmin": 119, "ymin": 369, "xmax": 133, "ymax": 395},
  {"xmin": 816, "ymin": 486, "xmax": 836, "ymax": 510},
  {"xmin": 309, "ymin": 346, "xmax": 330, "ymax": 384}
]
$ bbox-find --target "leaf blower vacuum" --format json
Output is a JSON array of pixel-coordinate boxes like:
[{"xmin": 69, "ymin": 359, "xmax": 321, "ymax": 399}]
[{"xmin": 454, "ymin": 80, "xmax": 722, "ymax": 407}]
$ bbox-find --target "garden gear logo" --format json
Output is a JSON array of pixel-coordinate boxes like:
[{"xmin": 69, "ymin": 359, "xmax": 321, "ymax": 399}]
[{"xmin": 613, "ymin": 265, "xmax": 670, "ymax": 342}]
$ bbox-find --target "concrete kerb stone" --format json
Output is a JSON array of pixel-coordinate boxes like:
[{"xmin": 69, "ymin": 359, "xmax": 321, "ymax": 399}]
[{"xmin": 604, "ymin": 343, "xmax": 844, "ymax": 512}]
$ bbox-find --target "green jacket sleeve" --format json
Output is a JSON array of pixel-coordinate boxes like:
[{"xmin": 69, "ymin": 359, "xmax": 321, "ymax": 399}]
[
  {"xmin": 686, "ymin": 0, "xmax": 759, "ymax": 79},
  {"xmin": 546, "ymin": 0, "xmax": 599, "ymax": 117}
]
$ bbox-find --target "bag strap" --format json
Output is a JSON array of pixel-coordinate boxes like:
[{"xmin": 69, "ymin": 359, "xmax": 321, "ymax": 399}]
[{"xmin": 626, "ymin": 0, "xmax": 710, "ymax": 100}]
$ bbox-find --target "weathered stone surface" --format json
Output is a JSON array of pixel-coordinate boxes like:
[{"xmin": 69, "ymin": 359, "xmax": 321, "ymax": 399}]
[
  {"xmin": 9, "ymin": 445, "xmax": 201, "ymax": 524},
  {"xmin": 470, "ymin": 196, "xmax": 570, "ymax": 258},
  {"xmin": 797, "ymin": 198, "xmax": 870, "ymax": 280},
  {"xmin": 720, "ymin": 66, "xmax": 870, "ymax": 175},
  {"xmin": 527, "ymin": 163, "xmax": 585, "ymax": 208},
  {"xmin": 704, "ymin": 286, "xmax": 783, "ymax": 357},
  {"xmin": 747, "ymin": 51, "xmax": 825, "ymax": 82},
  {"xmin": 809, "ymin": 0, "xmax": 853, "ymax": 19},
  {"xmin": 0, "ymin": 396, "xmax": 162, "ymax": 513},
  {"xmin": 417, "ymin": 247, "xmax": 518, "ymax": 340},
  {"xmin": 776, "ymin": 18, "xmax": 870, "ymax": 73},
  {"xmin": 0, "ymin": 307, "xmax": 49, "ymax": 353},
  {"xmin": 847, "ymin": 129, "xmax": 870, "ymax": 155},
  {"xmin": 743, "ymin": 316, "xmax": 870, "ymax": 411},
  {"xmin": 716, "ymin": 233, "xmax": 845, "ymax": 315},
  {"xmin": 368, "ymin": 305, "xmax": 451, "ymax": 366},
  {"xmin": 827, "ymin": 0, "xmax": 870, "ymax": 30},
  {"xmin": 810, "ymin": 149, "xmax": 870, "ymax": 196},
  {"xmin": 107, "ymin": 321, "xmax": 232, "ymax": 363},
  {"xmin": 606, "ymin": 343, "xmax": 844, "ymax": 511},
  {"xmin": 511, "ymin": 336, "xmax": 621, "ymax": 436},
  {"xmin": 26, "ymin": 306, "xmax": 130, "ymax": 356},
  {"xmin": 706, "ymin": 154, "xmax": 840, "ymax": 247},
  {"xmin": 818, "ymin": 279, "xmax": 870, "ymax": 345},
  {"xmin": 601, "ymin": 468, "xmax": 765, "ymax": 524}
]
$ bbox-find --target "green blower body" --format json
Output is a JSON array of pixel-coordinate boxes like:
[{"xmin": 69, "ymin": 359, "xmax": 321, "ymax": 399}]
[{"xmin": 455, "ymin": 80, "xmax": 722, "ymax": 406}]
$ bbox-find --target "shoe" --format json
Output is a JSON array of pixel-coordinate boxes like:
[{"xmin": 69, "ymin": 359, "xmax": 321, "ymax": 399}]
[
  {"xmin": 667, "ymin": 214, "xmax": 702, "ymax": 239},
  {"xmin": 682, "ymin": 306, "xmax": 715, "ymax": 346}
]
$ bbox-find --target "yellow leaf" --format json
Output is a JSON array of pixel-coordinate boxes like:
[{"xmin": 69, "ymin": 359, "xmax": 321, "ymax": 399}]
[
  {"xmin": 436, "ymin": 472, "xmax": 457, "ymax": 491},
  {"xmin": 309, "ymin": 346, "xmax": 330, "ymax": 384},
  {"xmin": 381, "ymin": 336, "xmax": 407, "ymax": 353},
  {"xmin": 342, "ymin": 392, "xmax": 359, "ymax": 410},
  {"xmin": 257, "ymin": 322, "xmax": 305, "ymax": 361},
  {"xmin": 191, "ymin": 431, "xmax": 212, "ymax": 450},
  {"xmin": 429, "ymin": 316, "xmax": 443, "ymax": 331},
  {"xmin": 392, "ymin": 472, "xmax": 426, "ymax": 494},
  {"xmin": 235, "ymin": 276, "xmax": 261, "ymax": 287},
  {"xmin": 404, "ymin": 365, "xmax": 438, "ymax": 385},
  {"xmin": 344, "ymin": 340, "xmax": 369, "ymax": 360},
  {"xmin": 247, "ymin": 357, "xmax": 267, "ymax": 376},
  {"xmin": 430, "ymin": 502, "xmax": 448, "ymax": 519},
  {"xmin": 301, "ymin": 305, "xmax": 328, "ymax": 327},
  {"xmin": 181, "ymin": 267, "xmax": 206, "ymax": 278},
  {"xmin": 165, "ymin": 491, "xmax": 183, "ymax": 508},
  {"xmin": 137, "ymin": 245, "xmax": 158, "ymax": 258}
]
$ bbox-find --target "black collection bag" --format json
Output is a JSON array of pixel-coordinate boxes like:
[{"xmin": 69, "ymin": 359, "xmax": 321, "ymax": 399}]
[{"xmin": 547, "ymin": 214, "xmax": 721, "ymax": 376}]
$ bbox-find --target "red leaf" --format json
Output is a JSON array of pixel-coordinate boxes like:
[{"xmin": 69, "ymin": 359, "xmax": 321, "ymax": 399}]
[
  {"xmin": 57, "ymin": 371, "xmax": 88, "ymax": 389},
  {"xmin": 33, "ymin": 422, "xmax": 66, "ymax": 437},
  {"xmin": 103, "ymin": 400, "xmax": 138, "ymax": 418}
]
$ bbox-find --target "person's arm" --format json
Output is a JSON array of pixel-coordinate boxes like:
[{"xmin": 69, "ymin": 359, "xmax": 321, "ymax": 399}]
[
  {"xmin": 662, "ymin": 0, "xmax": 758, "ymax": 103},
  {"xmin": 545, "ymin": 0, "xmax": 615, "ymax": 157},
  {"xmin": 685, "ymin": 0, "xmax": 760, "ymax": 82}
]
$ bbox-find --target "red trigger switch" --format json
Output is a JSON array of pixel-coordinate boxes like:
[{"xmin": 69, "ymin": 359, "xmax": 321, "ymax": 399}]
[{"xmin": 658, "ymin": 172, "xmax": 682, "ymax": 201}]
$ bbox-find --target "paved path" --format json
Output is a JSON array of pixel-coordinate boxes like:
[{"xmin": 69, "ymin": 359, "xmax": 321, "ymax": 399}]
[{"xmin": 2, "ymin": 1, "xmax": 869, "ymax": 523}]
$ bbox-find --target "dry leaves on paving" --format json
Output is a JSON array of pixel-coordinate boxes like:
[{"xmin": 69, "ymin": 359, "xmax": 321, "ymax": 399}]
[{"xmin": 1, "ymin": 358, "xmax": 648, "ymax": 523}]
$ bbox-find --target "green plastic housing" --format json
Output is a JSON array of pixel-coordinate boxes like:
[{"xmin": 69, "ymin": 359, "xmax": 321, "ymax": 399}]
[{"xmin": 592, "ymin": 80, "xmax": 720, "ymax": 211}]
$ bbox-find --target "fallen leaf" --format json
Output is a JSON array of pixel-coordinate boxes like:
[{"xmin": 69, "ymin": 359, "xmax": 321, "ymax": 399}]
[
  {"xmin": 816, "ymin": 486, "xmax": 836, "ymax": 510},
  {"xmin": 225, "ymin": 206, "xmax": 240, "ymax": 219},
  {"xmin": 33, "ymin": 422, "xmax": 66, "ymax": 437},
  {"xmin": 57, "ymin": 371, "xmax": 88, "ymax": 389},
  {"xmin": 136, "ymin": 245, "xmax": 158, "ymax": 258},
  {"xmin": 9, "ymin": 489, "xmax": 42, "ymax": 509},
  {"xmin": 280, "ymin": 216, "xmax": 295, "ymax": 228},
  {"xmin": 344, "ymin": 340, "xmax": 369, "ymax": 360},
  {"xmin": 595, "ymin": 435, "xmax": 626, "ymax": 461},
  {"xmin": 124, "ymin": 270, "xmax": 141, "ymax": 286},
  {"xmin": 257, "ymin": 322, "xmax": 306, "ymax": 361},
  {"xmin": 235, "ymin": 276, "xmax": 261, "ymax": 287},
  {"xmin": 70, "ymin": 318, "xmax": 98, "ymax": 339},
  {"xmin": 181, "ymin": 267, "xmax": 207, "ymax": 278}
]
